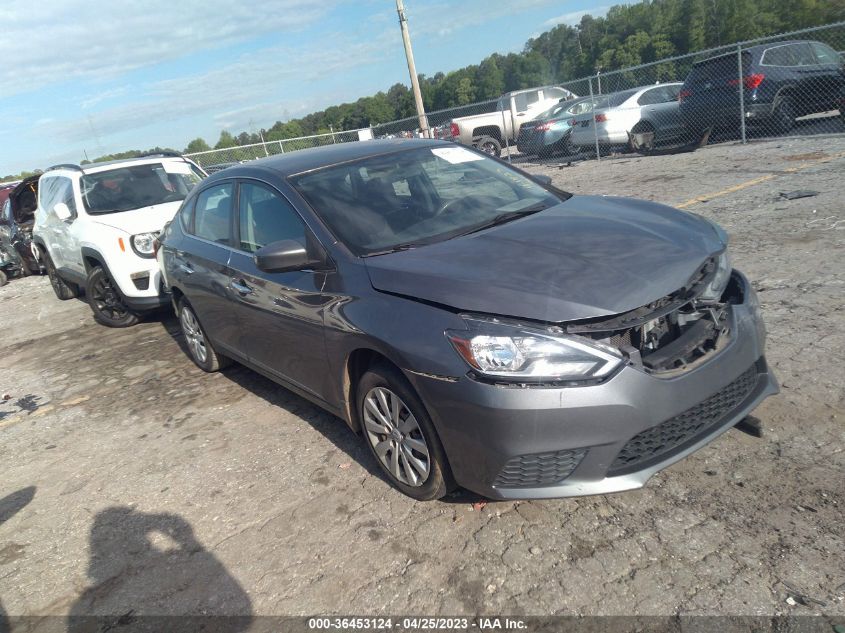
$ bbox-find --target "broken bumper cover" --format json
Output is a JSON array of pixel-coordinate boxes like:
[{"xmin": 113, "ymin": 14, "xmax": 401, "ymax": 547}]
[{"xmin": 407, "ymin": 271, "xmax": 778, "ymax": 500}]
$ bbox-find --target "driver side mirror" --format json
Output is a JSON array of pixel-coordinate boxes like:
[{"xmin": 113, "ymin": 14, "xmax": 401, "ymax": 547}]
[
  {"xmin": 534, "ymin": 175, "xmax": 553, "ymax": 187},
  {"xmin": 254, "ymin": 239, "xmax": 329, "ymax": 273},
  {"xmin": 54, "ymin": 202, "xmax": 72, "ymax": 221}
]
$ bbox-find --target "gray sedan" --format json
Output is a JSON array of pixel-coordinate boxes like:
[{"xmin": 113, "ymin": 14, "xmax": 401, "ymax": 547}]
[{"xmin": 158, "ymin": 138, "xmax": 777, "ymax": 500}]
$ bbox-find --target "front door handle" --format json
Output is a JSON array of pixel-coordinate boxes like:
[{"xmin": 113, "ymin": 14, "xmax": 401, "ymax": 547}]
[
  {"xmin": 178, "ymin": 263, "xmax": 194, "ymax": 275},
  {"xmin": 230, "ymin": 279, "xmax": 254, "ymax": 295}
]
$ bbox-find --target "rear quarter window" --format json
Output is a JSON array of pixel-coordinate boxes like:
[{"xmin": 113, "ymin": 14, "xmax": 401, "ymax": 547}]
[{"xmin": 761, "ymin": 43, "xmax": 817, "ymax": 67}]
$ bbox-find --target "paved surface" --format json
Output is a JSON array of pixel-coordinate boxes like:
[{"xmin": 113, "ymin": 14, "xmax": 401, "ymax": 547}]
[{"xmin": 1, "ymin": 136, "xmax": 844, "ymax": 620}]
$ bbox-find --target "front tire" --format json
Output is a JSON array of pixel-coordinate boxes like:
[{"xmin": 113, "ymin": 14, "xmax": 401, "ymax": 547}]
[
  {"xmin": 357, "ymin": 363, "xmax": 453, "ymax": 500},
  {"xmin": 41, "ymin": 247, "xmax": 79, "ymax": 300},
  {"xmin": 86, "ymin": 266, "xmax": 139, "ymax": 327},
  {"xmin": 178, "ymin": 299, "xmax": 230, "ymax": 372},
  {"xmin": 0, "ymin": 270, "xmax": 7, "ymax": 286}
]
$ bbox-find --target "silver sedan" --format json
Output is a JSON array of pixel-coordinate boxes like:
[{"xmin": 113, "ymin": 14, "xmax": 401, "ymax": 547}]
[{"xmin": 570, "ymin": 83, "xmax": 689, "ymax": 151}]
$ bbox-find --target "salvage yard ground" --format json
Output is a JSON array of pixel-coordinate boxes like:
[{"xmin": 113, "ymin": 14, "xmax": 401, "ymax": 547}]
[{"xmin": 1, "ymin": 136, "xmax": 844, "ymax": 619}]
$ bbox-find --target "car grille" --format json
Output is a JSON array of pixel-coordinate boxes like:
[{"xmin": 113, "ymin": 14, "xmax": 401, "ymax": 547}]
[
  {"xmin": 493, "ymin": 448, "xmax": 587, "ymax": 488},
  {"xmin": 608, "ymin": 363, "xmax": 759, "ymax": 476}
]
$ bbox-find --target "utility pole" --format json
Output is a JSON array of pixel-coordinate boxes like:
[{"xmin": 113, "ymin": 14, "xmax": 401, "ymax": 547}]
[{"xmin": 396, "ymin": 0, "xmax": 430, "ymax": 138}]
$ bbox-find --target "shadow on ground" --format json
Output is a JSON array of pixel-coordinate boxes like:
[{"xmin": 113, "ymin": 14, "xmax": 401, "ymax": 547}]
[
  {"xmin": 0, "ymin": 486, "xmax": 37, "ymax": 633},
  {"xmin": 67, "ymin": 507, "xmax": 252, "ymax": 632}
]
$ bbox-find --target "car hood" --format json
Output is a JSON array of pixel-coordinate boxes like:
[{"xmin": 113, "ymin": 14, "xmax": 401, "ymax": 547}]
[
  {"xmin": 364, "ymin": 195, "xmax": 725, "ymax": 323},
  {"xmin": 89, "ymin": 201, "xmax": 182, "ymax": 235}
]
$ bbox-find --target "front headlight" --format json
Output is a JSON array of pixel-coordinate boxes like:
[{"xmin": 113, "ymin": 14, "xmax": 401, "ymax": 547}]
[
  {"xmin": 446, "ymin": 317, "xmax": 623, "ymax": 383},
  {"xmin": 130, "ymin": 232, "xmax": 157, "ymax": 258},
  {"xmin": 699, "ymin": 250, "xmax": 731, "ymax": 303}
]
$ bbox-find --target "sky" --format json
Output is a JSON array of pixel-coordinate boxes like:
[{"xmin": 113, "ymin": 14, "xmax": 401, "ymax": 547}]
[{"xmin": 0, "ymin": 0, "xmax": 612, "ymax": 176}]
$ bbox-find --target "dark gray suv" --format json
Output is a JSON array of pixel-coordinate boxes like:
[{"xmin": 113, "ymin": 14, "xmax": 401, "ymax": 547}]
[
  {"xmin": 680, "ymin": 40, "xmax": 845, "ymax": 135},
  {"xmin": 158, "ymin": 139, "xmax": 778, "ymax": 501}
]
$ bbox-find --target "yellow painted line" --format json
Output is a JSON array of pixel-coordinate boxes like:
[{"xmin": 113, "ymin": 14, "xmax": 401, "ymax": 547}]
[{"xmin": 677, "ymin": 150, "xmax": 845, "ymax": 209}]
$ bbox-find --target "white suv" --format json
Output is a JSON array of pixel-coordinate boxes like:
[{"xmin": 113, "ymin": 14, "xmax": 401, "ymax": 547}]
[{"xmin": 32, "ymin": 153, "xmax": 206, "ymax": 327}]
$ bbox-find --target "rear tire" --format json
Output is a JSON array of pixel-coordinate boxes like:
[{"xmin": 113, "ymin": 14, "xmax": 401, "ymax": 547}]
[
  {"xmin": 0, "ymin": 270, "xmax": 7, "ymax": 287},
  {"xmin": 474, "ymin": 135, "xmax": 501, "ymax": 157},
  {"xmin": 41, "ymin": 247, "xmax": 79, "ymax": 300},
  {"xmin": 178, "ymin": 299, "xmax": 230, "ymax": 372},
  {"xmin": 86, "ymin": 266, "xmax": 139, "ymax": 327},
  {"xmin": 773, "ymin": 97, "xmax": 795, "ymax": 135},
  {"xmin": 630, "ymin": 121, "xmax": 656, "ymax": 154},
  {"xmin": 357, "ymin": 363, "xmax": 454, "ymax": 501}
]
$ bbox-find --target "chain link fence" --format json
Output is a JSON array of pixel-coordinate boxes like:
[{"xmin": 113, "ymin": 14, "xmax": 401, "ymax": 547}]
[
  {"xmin": 514, "ymin": 21, "xmax": 845, "ymax": 166},
  {"xmin": 185, "ymin": 21, "xmax": 844, "ymax": 171},
  {"xmin": 185, "ymin": 128, "xmax": 367, "ymax": 172}
]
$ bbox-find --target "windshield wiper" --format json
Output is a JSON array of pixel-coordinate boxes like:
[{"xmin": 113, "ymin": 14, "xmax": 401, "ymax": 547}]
[
  {"xmin": 363, "ymin": 242, "xmax": 425, "ymax": 257},
  {"xmin": 457, "ymin": 203, "xmax": 549, "ymax": 238}
]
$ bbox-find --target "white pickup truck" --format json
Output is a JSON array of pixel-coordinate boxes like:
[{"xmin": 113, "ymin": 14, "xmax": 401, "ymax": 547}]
[{"xmin": 435, "ymin": 86, "xmax": 578, "ymax": 156}]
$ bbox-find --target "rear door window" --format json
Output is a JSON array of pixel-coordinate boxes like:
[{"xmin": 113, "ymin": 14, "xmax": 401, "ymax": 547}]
[
  {"xmin": 637, "ymin": 87, "xmax": 666, "ymax": 105},
  {"xmin": 513, "ymin": 91, "xmax": 540, "ymax": 113},
  {"xmin": 192, "ymin": 183, "xmax": 234, "ymax": 245}
]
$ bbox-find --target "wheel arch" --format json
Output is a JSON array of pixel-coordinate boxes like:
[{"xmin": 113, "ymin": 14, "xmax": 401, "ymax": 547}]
[
  {"xmin": 342, "ymin": 347, "xmax": 405, "ymax": 434},
  {"xmin": 471, "ymin": 125, "xmax": 503, "ymax": 142},
  {"xmin": 772, "ymin": 84, "xmax": 798, "ymax": 110},
  {"xmin": 80, "ymin": 246, "xmax": 108, "ymax": 274},
  {"xmin": 631, "ymin": 119, "xmax": 656, "ymax": 133}
]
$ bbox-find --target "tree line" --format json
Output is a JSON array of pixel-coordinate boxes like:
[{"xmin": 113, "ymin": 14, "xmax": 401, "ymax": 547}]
[{"xmin": 4, "ymin": 0, "xmax": 842, "ymax": 179}]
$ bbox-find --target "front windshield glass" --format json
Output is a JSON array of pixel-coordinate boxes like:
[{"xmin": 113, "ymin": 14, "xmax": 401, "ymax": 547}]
[
  {"xmin": 290, "ymin": 146, "xmax": 567, "ymax": 256},
  {"xmin": 81, "ymin": 162, "xmax": 204, "ymax": 214}
]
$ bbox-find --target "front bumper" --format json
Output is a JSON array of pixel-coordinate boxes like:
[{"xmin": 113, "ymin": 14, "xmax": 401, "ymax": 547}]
[
  {"xmin": 112, "ymin": 264, "xmax": 170, "ymax": 312},
  {"xmin": 407, "ymin": 273, "xmax": 778, "ymax": 500}
]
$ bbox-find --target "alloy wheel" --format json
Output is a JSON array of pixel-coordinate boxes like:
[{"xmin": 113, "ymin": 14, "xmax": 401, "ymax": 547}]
[
  {"xmin": 180, "ymin": 307, "xmax": 208, "ymax": 364},
  {"xmin": 363, "ymin": 387, "xmax": 430, "ymax": 487},
  {"xmin": 90, "ymin": 275, "xmax": 129, "ymax": 321}
]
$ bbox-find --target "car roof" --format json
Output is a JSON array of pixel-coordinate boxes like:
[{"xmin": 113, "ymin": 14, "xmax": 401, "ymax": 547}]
[
  {"xmin": 44, "ymin": 154, "xmax": 195, "ymax": 177},
  {"xmin": 693, "ymin": 40, "xmax": 821, "ymax": 65},
  {"xmin": 502, "ymin": 86, "xmax": 568, "ymax": 97},
  {"xmin": 208, "ymin": 138, "xmax": 454, "ymax": 180}
]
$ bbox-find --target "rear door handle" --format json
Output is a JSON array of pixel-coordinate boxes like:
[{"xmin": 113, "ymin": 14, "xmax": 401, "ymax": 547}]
[
  {"xmin": 230, "ymin": 279, "xmax": 254, "ymax": 295},
  {"xmin": 178, "ymin": 263, "xmax": 194, "ymax": 275}
]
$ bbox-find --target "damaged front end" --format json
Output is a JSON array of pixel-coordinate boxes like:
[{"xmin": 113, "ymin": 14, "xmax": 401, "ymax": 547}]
[
  {"xmin": 0, "ymin": 175, "xmax": 42, "ymax": 278},
  {"xmin": 567, "ymin": 254, "xmax": 740, "ymax": 375}
]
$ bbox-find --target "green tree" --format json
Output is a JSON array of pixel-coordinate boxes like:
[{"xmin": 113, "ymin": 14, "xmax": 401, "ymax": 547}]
[
  {"xmin": 184, "ymin": 137, "xmax": 211, "ymax": 153},
  {"xmin": 455, "ymin": 76, "xmax": 476, "ymax": 105},
  {"xmin": 214, "ymin": 131, "xmax": 237, "ymax": 149}
]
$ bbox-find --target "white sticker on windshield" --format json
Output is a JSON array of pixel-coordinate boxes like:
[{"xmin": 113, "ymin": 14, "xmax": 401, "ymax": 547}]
[
  {"xmin": 431, "ymin": 147, "xmax": 485, "ymax": 164},
  {"xmin": 162, "ymin": 161, "xmax": 194, "ymax": 175}
]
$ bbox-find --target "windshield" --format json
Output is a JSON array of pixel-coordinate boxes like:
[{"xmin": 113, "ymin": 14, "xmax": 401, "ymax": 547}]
[
  {"xmin": 81, "ymin": 162, "xmax": 204, "ymax": 214},
  {"xmin": 290, "ymin": 146, "xmax": 566, "ymax": 256}
]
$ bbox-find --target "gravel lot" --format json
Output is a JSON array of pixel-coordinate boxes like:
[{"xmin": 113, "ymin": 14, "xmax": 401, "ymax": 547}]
[{"xmin": 1, "ymin": 136, "xmax": 843, "ymax": 623}]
